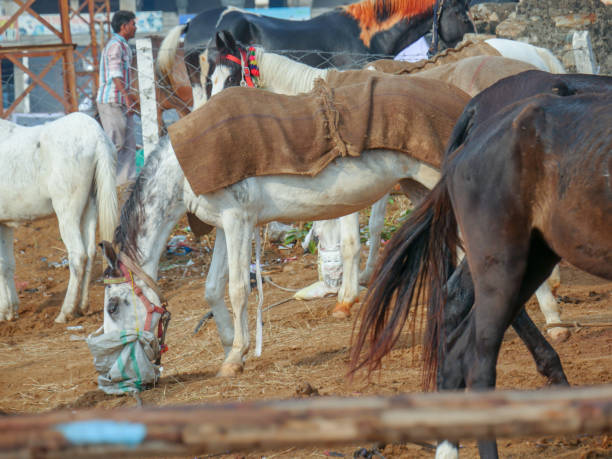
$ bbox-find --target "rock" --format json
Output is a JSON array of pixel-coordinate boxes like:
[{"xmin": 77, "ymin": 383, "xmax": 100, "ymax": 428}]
[
  {"xmin": 553, "ymin": 13, "xmax": 598, "ymax": 28},
  {"xmin": 471, "ymin": 0, "xmax": 611, "ymax": 74},
  {"xmin": 495, "ymin": 17, "xmax": 528, "ymax": 39}
]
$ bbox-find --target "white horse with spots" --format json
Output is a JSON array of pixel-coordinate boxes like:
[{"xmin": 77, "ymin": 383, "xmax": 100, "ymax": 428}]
[
  {"xmin": 0, "ymin": 113, "xmax": 119, "ymax": 322},
  {"xmin": 204, "ymin": 32, "xmax": 568, "ymax": 339},
  {"xmin": 98, "ymin": 64, "xmax": 473, "ymax": 376}
]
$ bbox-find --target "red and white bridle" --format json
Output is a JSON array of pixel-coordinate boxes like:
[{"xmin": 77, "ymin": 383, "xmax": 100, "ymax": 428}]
[
  {"xmin": 222, "ymin": 46, "xmax": 260, "ymax": 88},
  {"xmin": 104, "ymin": 253, "xmax": 171, "ymax": 356}
]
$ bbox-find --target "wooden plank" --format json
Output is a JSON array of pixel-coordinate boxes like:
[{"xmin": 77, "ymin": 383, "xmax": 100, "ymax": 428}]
[
  {"xmin": 572, "ymin": 30, "xmax": 598, "ymax": 74},
  {"xmin": 0, "ymin": 44, "xmax": 76, "ymax": 55},
  {"xmin": 136, "ymin": 38, "xmax": 160, "ymax": 159},
  {"xmin": 0, "ymin": 384, "xmax": 610, "ymax": 458},
  {"xmin": 60, "ymin": 0, "xmax": 79, "ymax": 113}
]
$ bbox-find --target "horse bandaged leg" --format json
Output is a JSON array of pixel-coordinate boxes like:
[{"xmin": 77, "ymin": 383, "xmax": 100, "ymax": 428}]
[{"xmin": 294, "ymin": 219, "xmax": 342, "ymax": 301}]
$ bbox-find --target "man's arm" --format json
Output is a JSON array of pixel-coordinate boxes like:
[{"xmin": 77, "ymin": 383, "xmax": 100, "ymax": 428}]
[{"xmin": 112, "ymin": 76, "xmax": 136, "ymax": 113}]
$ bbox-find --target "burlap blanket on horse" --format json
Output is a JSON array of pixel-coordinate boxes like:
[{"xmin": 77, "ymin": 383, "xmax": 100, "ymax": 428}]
[
  {"xmin": 169, "ymin": 72, "xmax": 469, "ymax": 196},
  {"xmin": 412, "ymin": 55, "xmax": 538, "ymax": 96},
  {"xmin": 366, "ymin": 39, "xmax": 501, "ymax": 75}
]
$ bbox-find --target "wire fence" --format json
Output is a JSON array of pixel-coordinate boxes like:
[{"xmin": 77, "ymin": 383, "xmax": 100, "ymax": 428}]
[{"xmin": 0, "ymin": 39, "xmax": 598, "ymax": 167}]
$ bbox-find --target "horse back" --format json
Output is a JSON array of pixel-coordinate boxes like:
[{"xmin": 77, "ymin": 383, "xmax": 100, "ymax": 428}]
[
  {"xmin": 443, "ymin": 70, "xmax": 612, "ymax": 161},
  {"xmin": 451, "ymin": 92, "xmax": 612, "ymax": 279}
]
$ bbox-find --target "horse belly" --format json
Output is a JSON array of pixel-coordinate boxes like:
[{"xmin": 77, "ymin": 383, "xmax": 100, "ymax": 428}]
[
  {"xmin": 256, "ymin": 150, "xmax": 432, "ymax": 223},
  {"xmin": 0, "ymin": 188, "xmax": 53, "ymax": 223},
  {"xmin": 0, "ymin": 166, "xmax": 52, "ymax": 223}
]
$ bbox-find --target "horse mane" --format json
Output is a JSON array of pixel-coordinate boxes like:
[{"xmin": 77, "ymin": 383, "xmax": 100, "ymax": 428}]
[
  {"xmin": 255, "ymin": 47, "xmax": 330, "ymax": 94},
  {"xmin": 114, "ymin": 138, "xmax": 168, "ymax": 263},
  {"xmin": 343, "ymin": 0, "xmax": 436, "ymax": 46}
]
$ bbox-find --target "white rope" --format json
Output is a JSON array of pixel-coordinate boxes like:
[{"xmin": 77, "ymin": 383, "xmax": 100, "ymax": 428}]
[{"xmin": 254, "ymin": 230, "xmax": 264, "ymax": 357}]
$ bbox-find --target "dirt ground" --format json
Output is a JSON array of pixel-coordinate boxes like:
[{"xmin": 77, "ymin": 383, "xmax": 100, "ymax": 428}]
[{"xmin": 0, "ymin": 199, "xmax": 611, "ymax": 458}]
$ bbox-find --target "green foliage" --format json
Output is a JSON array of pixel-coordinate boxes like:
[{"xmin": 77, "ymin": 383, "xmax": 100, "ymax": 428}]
[
  {"xmin": 360, "ymin": 207, "xmax": 412, "ymax": 243},
  {"xmin": 284, "ymin": 222, "xmax": 317, "ymax": 254}
]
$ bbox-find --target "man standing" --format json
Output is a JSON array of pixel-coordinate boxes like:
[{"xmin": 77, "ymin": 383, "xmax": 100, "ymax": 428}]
[{"xmin": 96, "ymin": 10, "xmax": 138, "ymax": 185}]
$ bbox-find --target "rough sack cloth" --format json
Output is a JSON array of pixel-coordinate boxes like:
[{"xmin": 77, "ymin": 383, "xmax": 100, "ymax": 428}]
[
  {"xmin": 366, "ymin": 39, "xmax": 501, "ymax": 75},
  {"xmin": 87, "ymin": 329, "xmax": 160, "ymax": 395},
  {"xmin": 169, "ymin": 72, "xmax": 469, "ymax": 195},
  {"xmin": 412, "ymin": 55, "xmax": 538, "ymax": 97}
]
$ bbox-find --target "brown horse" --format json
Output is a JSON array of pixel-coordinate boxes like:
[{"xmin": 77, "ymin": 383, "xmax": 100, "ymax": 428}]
[
  {"xmin": 129, "ymin": 35, "xmax": 193, "ymax": 134},
  {"xmin": 351, "ymin": 89, "xmax": 612, "ymax": 457}
]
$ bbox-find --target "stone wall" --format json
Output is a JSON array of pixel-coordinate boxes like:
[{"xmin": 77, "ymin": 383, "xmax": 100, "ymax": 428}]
[{"xmin": 470, "ymin": 0, "xmax": 611, "ymax": 74}]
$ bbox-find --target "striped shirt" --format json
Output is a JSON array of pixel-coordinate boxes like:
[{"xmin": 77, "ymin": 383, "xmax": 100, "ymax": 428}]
[{"xmin": 96, "ymin": 33, "xmax": 132, "ymax": 105}]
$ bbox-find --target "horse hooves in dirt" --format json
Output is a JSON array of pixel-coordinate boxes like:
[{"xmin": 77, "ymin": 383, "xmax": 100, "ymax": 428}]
[{"xmin": 217, "ymin": 363, "xmax": 244, "ymax": 377}]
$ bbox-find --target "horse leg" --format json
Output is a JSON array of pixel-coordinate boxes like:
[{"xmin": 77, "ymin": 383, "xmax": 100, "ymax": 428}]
[
  {"xmin": 441, "ymin": 259, "xmax": 569, "ymax": 387},
  {"xmin": 77, "ymin": 196, "xmax": 97, "ymax": 315},
  {"xmin": 54, "ymin": 211, "xmax": 87, "ymax": 323},
  {"xmin": 294, "ymin": 219, "xmax": 342, "ymax": 301},
  {"xmin": 0, "ymin": 224, "xmax": 18, "ymax": 321},
  {"xmin": 204, "ymin": 229, "xmax": 233, "ymax": 357},
  {"xmin": 359, "ymin": 195, "xmax": 388, "ymax": 285},
  {"xmin": 333, "ymin": 212, "xmax": 361, "ymax": 319},
  {"xmin": 534, "ymin": 266, "xmax": 569, "ymax": 342},
  {"xmin": 218, "ymin": 219, "xmax": 252, "ymax": 377}
]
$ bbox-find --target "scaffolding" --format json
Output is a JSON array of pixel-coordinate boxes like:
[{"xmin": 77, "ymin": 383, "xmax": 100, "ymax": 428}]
[{"xmin": 0, "ymin": 0, "xmax": 111, "ymax": 118}]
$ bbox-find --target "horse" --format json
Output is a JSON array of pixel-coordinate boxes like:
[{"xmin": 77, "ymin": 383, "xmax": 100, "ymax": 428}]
[
  {"xmin": 98, "ymin": 74, "xmax": 470, "ymax": 377},
  {"xmin": 208, "ymin": 29, "xmax": 571, "ymax": 338},
  {"xmin": 208, "ymin": 32, "xmax": 565, "ymax": 98},
  {"xmin": 157, "ymin": 0, "xmax": 475, "ymax": 108},
  {"xmin": 350, "ymin": 88, "xmax": 612, "ymax": 457},
  {"xmin": 0, "ymin": 113, "xmax": 119, "ymax": 323}
]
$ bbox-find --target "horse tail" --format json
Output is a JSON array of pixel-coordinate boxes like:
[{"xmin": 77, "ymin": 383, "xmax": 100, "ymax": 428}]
[
  {"xmin": 93, "ymin": 130, "xmax": 119, "ymax": 242},
  {"xmin": 157, "ymin": 25, "xmax": 186, "ymax": 87},
  {"xmin": 349, "ymin": 178, "xmax": 459, "ymax": 390},
  {"xmin": 445, "ymin": 103, "xmax": 476, "ymax": 156},
  {"xmin": 534, "ymin": 46, "xmax": 566, "ymax": 74}
]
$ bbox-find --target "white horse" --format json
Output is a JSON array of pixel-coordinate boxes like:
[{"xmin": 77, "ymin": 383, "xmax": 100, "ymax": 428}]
[
  {"xmin": 206, "ymin": 32, "xmax": 568, "ymax": 339},
  {"xmin": 0, "ymin": 113, "xmax": 119, "ymax": 322},
  {"xmin": 100, "ymin": 77, "xmax": 465, "ymax": 376}
]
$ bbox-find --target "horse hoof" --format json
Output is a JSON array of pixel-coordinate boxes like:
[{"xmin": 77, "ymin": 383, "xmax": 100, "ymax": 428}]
[
  {"xmin": 54, "ymin": 313, "xmax": 68, "ymax": 324},
  {"xmin": 547, "ymin": 326, "xmax": 570, "ymax": 343},
  {"xmin": 332, "ymin": 303, "xmax": 352, "ymax": 319},
  {"xmin": 0, "ymin": 311, "xmax": 15, "ymax": 321},
  {"xmin": 217, "ymin": 363, "xmax": 244, "ymax": 377},
  {"xmin": 294, "ymin": 281, "xmax": 338, "ymax": 301}
]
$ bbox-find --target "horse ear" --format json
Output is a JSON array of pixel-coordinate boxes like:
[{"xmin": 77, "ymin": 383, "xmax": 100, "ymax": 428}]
[
  {"xmin": 99, "ymin": 241, "xmax": 118, "ymax": 271},
  {"xmin": 216, "ymin": 30, "xmax": 237, "ymax": 54}
]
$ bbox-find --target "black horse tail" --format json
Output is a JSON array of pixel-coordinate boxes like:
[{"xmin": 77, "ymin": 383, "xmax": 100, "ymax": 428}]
[
  {"xmin": 349, "ymin": 178, "xmax": 460, "ymax": 389},
  {"xmin": 445, "ymin": 103, "xmax": 477, "ymax": 159}
]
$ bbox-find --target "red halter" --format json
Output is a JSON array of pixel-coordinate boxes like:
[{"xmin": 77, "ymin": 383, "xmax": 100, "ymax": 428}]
[
  {"xmin": 105, "ymin": 258, "xmax": 170, "ymax": 356},
  {"xmin": 223, "ymin": 47, "xmax": 258, "ymax": 88}
]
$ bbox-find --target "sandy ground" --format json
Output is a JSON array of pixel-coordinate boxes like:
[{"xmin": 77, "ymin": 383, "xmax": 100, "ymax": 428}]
[{"xmin": 0, "ymin": 206, "xmax": 611, "ymax": 458}]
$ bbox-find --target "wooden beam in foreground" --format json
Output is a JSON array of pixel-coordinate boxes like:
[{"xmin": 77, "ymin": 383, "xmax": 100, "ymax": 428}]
[{"xmin": 0, "ymin": 384, "xmax": 611, "ymax": 458}]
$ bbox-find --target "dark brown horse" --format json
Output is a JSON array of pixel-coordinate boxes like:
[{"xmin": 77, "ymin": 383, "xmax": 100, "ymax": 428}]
[{"xmin": 351, "ymin": 88, "xmax": 612, "ymax": 457}]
